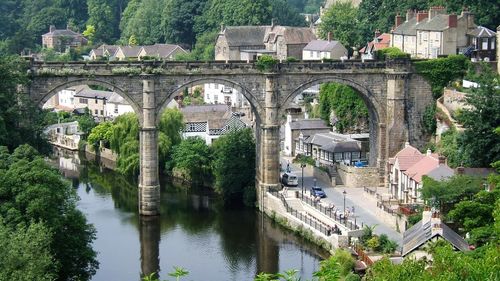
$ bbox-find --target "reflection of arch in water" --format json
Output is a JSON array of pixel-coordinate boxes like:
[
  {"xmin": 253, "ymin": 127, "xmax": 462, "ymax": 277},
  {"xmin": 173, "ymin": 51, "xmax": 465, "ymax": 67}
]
[
  {"xmin": 281, "ymin": 76, "xmax": 383, "ymax": 166},
  {"xmin": 38, "ymin": 78, "xmax": 142, "ymax": 117},
  {"xmin": 155, "ymin": 77, "xmax": 263, "ymax": 125}
]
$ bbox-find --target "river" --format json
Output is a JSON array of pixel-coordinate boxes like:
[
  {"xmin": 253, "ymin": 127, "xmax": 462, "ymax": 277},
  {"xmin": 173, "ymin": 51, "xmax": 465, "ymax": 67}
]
[{"xmin": 49, "ymin": 148, "xmax": 329, "ymax": 281}]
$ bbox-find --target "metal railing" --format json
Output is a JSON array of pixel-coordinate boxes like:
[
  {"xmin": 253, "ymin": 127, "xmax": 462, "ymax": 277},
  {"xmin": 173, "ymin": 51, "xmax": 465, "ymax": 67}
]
[
  {"xmin": 267, "ymin": 188, "xmax": 331, "ymax": 236},
  {"xmin": 301, "ymin": 195, "xmax": 361, "ymax": 230}
]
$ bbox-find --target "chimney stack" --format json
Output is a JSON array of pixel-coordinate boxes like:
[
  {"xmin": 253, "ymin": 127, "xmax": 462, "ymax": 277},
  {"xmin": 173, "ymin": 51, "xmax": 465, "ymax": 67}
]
[
  {"xmin": 49, "ymin": 25, "xmax": 56, "ymax": 33},
  {"xmin": 438, "ymin": 155, "xmax": 447, "ymax": 165},
  {"xmin": 416, "ymin": 11, "xmax": 428, "ymax": 22},
  {"xmin": 395, "ymin": 13, "xmax": 403, "ymax": 28},
  {"xmin": 448, "ymin": 14, "xmax": 457, "ymax": 28},
  {"xmin": 405, "ymin": 141, "xmax": 410, "ymax": 148},
  {"xmin": 406, "ymin": 9, "xmax": 415, "ymax": 22},
  {"xmin": 374, "ymin": 29, "xmax": 381, "ymax": 39},
  {"xmin": 426, "ymin": 149, "xmax": 432, "ymax": 156},
  {"xmin": 220, "ymin": 23, "xmax": 225, "ymax": 33},
  {"xmin": 429, "ymin": 6, "xmax": 445, "ymax": 19},
  {"xmin": 327, "ymin": 31, "xmax": 332, "ymax": 42}
]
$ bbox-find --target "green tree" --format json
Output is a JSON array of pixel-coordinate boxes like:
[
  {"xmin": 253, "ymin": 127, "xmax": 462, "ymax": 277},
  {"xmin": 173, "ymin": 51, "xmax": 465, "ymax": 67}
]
[
  {"xmin": 458, "ymin": 65, "xmax": 500, "ymax": 167},
  {"xmin": 318, "ymin": 2, "xmax": 364, "ymax": 50},
  {"xmin": 158, "ymin": 108, "xmax": 184, "ymax": 170},
  {"xmin": 82, "ymin": 24, "xmax": 96, "ymax": 45},
  {"xmin": 119, "ymin": 0, "xmax": 165, "ymax": 45},
  {"xmin": 87, "ymin": 0, "xmax": 119, "ymax": 43},
  {"xmin": 421, "ymin": 175, "xmax": 483, "ymax": 213},
  {"xmin": 162, "ymin": 0, "xmax": 208, "ymax": 48},
  {"xmin": 270, "ymin": 0, "xmax": 307, "ymax": 26},
  {"xmin": 0, "ymin": 55, "xmax": 49, "ymax": 152},
  {"xmin": 171, "ymin": 137, "xmax": 212, "ymax": 183},
  {"xmin": 212, "ymin": 128, "xmax": 256, "ymax": 206},
  {"xmin": 0, "ymin": 145, "xmax": 98, "ymax": 280},
  {"xmin": 87, "ymin": 121, "xmax": 113, "ymax": 147},
  {"xmin": 0, "ymin": 220, "xmax": 56, "ymax": 281},
  {"xmin": 318, "ymin": 82, "xmax": 368, "ymax": 133}
]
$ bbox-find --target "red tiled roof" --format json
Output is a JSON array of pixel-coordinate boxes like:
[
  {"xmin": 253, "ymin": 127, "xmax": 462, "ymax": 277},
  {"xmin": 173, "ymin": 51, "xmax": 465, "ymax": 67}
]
[
  {"xmin": 389, "ymin": 144, "xmax": 423, "ymax": 171},
  {"xmin": 404, "ymin": 155, "xmax": 439, "ymax": 183},
  {"xmin": 360, "ymin": 33, "xmax": 391, "ymax": 53}
]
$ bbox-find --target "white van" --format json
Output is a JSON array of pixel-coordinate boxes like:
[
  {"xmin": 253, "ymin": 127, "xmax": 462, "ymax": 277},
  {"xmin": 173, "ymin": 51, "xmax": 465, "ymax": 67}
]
[{"xmin": 281, "ymin": 172, "xmax": 299, "ymax": 186}]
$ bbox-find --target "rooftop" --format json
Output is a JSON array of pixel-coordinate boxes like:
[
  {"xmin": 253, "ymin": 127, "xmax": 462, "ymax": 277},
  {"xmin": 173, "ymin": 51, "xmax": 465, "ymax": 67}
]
[
  {"xmin": 303, "ymin": 40, "xmax": 345, "ymax": 52},
  {"xmin": 289, "ymin": 118, "xmax": 330, "ymax": 130}
]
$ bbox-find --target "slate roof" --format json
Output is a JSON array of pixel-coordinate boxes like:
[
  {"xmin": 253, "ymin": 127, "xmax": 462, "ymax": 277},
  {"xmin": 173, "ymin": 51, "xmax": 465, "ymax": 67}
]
[
  {"xmin": 107, "ymin": 92, "xmax": 129, "ymax": 105},
  {"xmin": 141, "ymin": 44, "xmax": 185, "ymax": 58},
  {"xmin": 303, "ymin": 40, "xmax": 345, "ymax": 52},
  {"xmin": 74, "ymin": 88, "xmax": 113, "ymax": 100},
  {"xmin": 426, "ymin": 164, "xmax": 455, "ymax": 181},
  {"xmin": 402, "ymin": 219, "xmax": 469, "ymax": 257},
  {"xmin": 467, "ymin": 26, "xmax": 496, "ymax": 38},
  {"xmin": 116, "ymin": 46, "xmax": 142, "ymax": 57},
  {"xmin": 393, "ymin": 18, "xmax": 419, "ymax": 35},
  {"xmin": 264, "ymin": 26, "xmax": 316, "ymax": 45},
  {"xmin": 222, "ymin": 26, "xmax": 268, "ymax": 47},
  {"xmin": 181, "ymin": 104, "xmax": 232, "ymax": 129},
  {"xmin": 42, "ymin": 28, "xmax": 82, "ymax": 37},
  {"xmin": 91, "ymin": 45, "xmax": 119, "ymax": 57},
  {"xmin": 418, "ymin": 14, "xmax": 451, "ymax": 31},
  {"xmin": 289, "ymin": 119, "xmax": 330, "ymax": 130},
  {"xmin": 307, "ymin": 132, "xmax": 361, "ymax": 153}
]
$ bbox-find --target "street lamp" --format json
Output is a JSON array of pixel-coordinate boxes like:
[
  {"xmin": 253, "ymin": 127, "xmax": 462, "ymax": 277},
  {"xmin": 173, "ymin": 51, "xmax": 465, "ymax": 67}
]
[
  {"xmin": 343, "ymin": 190, "xmax": 347, "ymax": 223},
  {"xmin": 300, "ymin": 163, "xmax": 306, "ymax": 199}
]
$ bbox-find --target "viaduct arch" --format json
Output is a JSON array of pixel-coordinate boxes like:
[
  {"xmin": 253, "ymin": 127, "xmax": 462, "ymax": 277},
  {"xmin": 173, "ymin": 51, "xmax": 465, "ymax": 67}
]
[{"xmin": 28, "ymin": 59, "xmax": 433, "ymax": 215}]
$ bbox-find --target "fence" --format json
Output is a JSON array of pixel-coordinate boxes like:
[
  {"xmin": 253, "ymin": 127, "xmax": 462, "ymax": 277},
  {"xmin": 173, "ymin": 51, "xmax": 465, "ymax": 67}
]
[
  {"xmin": 267, "ymin": 188, "xmax": 330, "ymax": 236},
  {"xmin": 376, "ymin": 201, "xmax": 398, "ymax": 216},
  {"xmin": 301, "ymin": 195, "xmax": 361, "ymax": 230},
  {"xmin": 354, "ymin": 243, "xmax": 373, "ymax": 266}
]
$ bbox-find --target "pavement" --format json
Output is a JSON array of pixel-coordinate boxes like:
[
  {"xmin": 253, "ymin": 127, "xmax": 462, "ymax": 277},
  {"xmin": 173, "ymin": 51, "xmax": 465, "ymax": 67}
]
[{"xmin": 280, "ymin": 156, "xmax": 403, "ymax": 245}]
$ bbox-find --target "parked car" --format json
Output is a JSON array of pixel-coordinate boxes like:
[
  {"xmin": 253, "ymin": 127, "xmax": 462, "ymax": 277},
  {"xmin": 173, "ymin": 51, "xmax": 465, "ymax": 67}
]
[
  {"xmin": 310, "ymin": 186, "xmax": 326, "ymax": 198},
  {"xmin": 281, "ymin": 172, "xmax": 298, "ymax": 186}
]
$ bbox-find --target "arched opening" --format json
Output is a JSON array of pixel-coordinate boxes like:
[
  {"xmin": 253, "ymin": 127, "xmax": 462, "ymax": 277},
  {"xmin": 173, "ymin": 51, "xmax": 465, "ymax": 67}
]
[
  {"xmin": 40, "ymin": 79, "xmax": 141, "ymax": 153},
  {"xmin": 281, "ymin": 77, "xmax": 383, "ymax": 167},
  {"xmin": 155, "ymin": 77, "xmax": 263, "ymax": 126}
]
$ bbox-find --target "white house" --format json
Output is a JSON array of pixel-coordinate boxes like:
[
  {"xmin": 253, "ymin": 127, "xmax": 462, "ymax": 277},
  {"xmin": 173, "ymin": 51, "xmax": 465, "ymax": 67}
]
[
  {"xmin": 105, "ymin": 92, "xmax": 134, "ymax": 119},
  {"xmin": 283, "ymin": 114, "xmax": 331, "ymax": 156},
  {"xmin": 203, "ymin": 83, "xmax": 247, "ymax": 108},
  {"xmin": 302, "ymin": 34, "xmax": 348, "ymax": 60},
  {"xmin": 43, "ymin": 121, "xmax": 82, "ymax": 150}
]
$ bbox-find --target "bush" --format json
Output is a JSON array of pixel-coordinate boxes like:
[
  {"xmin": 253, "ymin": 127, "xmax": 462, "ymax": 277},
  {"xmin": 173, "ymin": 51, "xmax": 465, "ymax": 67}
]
[
  {"xmin": 286, "ymin": 56, "xmax": 298, "ymax": 62},
  {"xmin": 255, "ymin": 55, "xmax": 278, "ymax": 72},
  {"xmin": 345, "ymin": 272, "xmax": 361, "ymax": 281},
  {"xmin": 375, "ymin": 47, "xmax": 410, "ymax": 60},
  {"xmin": 293, "ymin": 154, "xmax": 315, "ymax": 166},
  {"xmin": 367, "ymin": 236, "xmax": 380, "ymax": 251}
]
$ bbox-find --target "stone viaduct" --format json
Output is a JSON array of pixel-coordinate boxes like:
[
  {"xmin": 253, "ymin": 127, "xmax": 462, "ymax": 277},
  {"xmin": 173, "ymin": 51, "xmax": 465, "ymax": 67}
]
[{"xmin": 27, "ymin": 59, "xmax": 432, "ymax": 215}]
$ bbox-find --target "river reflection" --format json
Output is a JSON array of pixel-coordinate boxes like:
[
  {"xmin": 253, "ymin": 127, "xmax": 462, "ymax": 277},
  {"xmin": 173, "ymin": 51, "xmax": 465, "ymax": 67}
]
[{"xmin": 49, "ymin": 148, "xmax": 329, "ymax": 281}]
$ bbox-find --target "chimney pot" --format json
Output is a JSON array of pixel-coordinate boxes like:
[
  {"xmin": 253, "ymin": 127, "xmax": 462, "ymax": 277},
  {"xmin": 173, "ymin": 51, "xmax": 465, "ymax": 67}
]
[
  {"xmin": 395, "ymin": 13, "xmax": 403, "ymax": 28},
  {"xmin": 448, "ymin": 14, "xmax": 457, "ymax": 28},
  {"xmin": 426, "ymin": 149, "xmax": 432, "ymax": 156},
  {"xmin": 405, "ymin": 141, "xmax": 410, "ymax": 147},
  {"xmin": 417, "ymin": 11, "xmax": 429, "ymax": 22},
  {"xmin": 406, "ymin": 9, "xmax": 415, "ymax": 21},
  {"xmin": 327, "ymin": 31, "xmax": 332, "ymax": 42}
]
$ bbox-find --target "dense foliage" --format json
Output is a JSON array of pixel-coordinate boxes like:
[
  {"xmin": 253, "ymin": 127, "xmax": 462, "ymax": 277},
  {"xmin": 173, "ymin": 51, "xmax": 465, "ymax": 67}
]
[
  {"xmin": 87, "ymin": 108, "xmax": 183, "ymax": 177},
  {"xmin": 414, "ymin": 55, "xmax": 470, "ymax": 98},
  {"xmin": 421, "ymin": 175, "xmax": 483, "ymax": 212},
  {"xmin": 0, "ymin": 145, "xmax": 98, "ymax": 280},
  {"xmin": 458, "ymin": 65, "xmax": 500, "ymax": 167},
  {"xmin": 171, "ymin": 136, "xmax": 212, "ymax": 184},
  {"xmin": 212, "ymin": 128, "xmax": 256, "ymax": 206},
  {"xmin": 318, "ymin": 1, "xmax": 363, "ymax": 51},
  {"xmin": 318, "ymin": 82, "xmax": 369, "ymax": 133},
  {"xmin": 0, "ymin": 55, "xmax": 50, "ymax": 152}
]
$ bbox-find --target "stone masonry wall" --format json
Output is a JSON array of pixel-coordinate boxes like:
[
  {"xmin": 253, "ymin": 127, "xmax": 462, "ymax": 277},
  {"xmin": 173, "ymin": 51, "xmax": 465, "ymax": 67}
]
[{"xmin": 336, "ymin": 164, "xmax": 380, "ymax": 187}]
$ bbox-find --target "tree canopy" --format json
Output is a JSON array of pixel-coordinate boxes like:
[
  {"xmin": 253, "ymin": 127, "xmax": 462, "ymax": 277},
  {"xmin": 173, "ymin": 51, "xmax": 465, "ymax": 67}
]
[{"xmin": 0, "ymin": 144, "xmax": 98, "ymax": 280}]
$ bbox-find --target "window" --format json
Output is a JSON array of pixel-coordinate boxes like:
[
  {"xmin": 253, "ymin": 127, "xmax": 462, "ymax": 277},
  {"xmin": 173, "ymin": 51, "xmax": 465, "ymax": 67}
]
[
  {"xmin": 94, "ymin": 109, "xmax": 98, "ymax": 115},
  {"xmin": 215, "ymin": 84, "xmax": 219, "ymax": 89},
  {"xmin": 95, "ymin": 98, "xmax": 98, "ymax": 104},
  {"xmin": 189, "ymin": 123, "xmax": 196, "ymax": 131},
  {"xmin": 100, "ymin": 110, "xmax": 104, "ymax": 115},
  {"xmin": 310, "ymin": 51, "xmax": 313, "ymax": 57},
  {"xmin": 214, "ymin": 95, "xmax": 218, "ymax": 102},
  {"xmin": 79, "ymin": 98, "xmax": 88, "ymax": 104},
  {"xmin": 114, "ymin": 104, "xmax": 118, "ymax": 113},
  {"xmin": 335, "ymin": 153, "xmax": 342, "ymax": 161},
  {"xmin": 482, "ymin": 39, "xmax": 488, "ymax": 50}
]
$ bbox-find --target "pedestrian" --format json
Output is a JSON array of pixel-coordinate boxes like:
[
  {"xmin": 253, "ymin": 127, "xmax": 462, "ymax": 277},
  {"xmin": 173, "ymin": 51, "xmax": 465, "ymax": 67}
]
[
  {"xmin": 327, "ymin": 227, "xmax": 332, "ymax": 236},
  {"xmin": 286, "ymin": 161, "xmax": 290, "ymax": 173}
]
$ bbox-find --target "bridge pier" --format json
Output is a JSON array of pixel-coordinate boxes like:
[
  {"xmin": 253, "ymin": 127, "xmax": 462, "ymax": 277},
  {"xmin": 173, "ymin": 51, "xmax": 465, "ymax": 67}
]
[
  {"xmin": 139, "ymin": 79, "xmax": 160, "ymax": 216},
  {"xmin": 257, "ymin": 75, "xmax": 280, "ymax": 211}
]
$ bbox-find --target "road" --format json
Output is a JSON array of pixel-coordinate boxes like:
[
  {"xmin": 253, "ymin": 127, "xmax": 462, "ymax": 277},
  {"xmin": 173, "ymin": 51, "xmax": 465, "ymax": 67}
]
[{"xmin": 280, "ymin": 157, "xmax": 403, "ymax": 245}]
